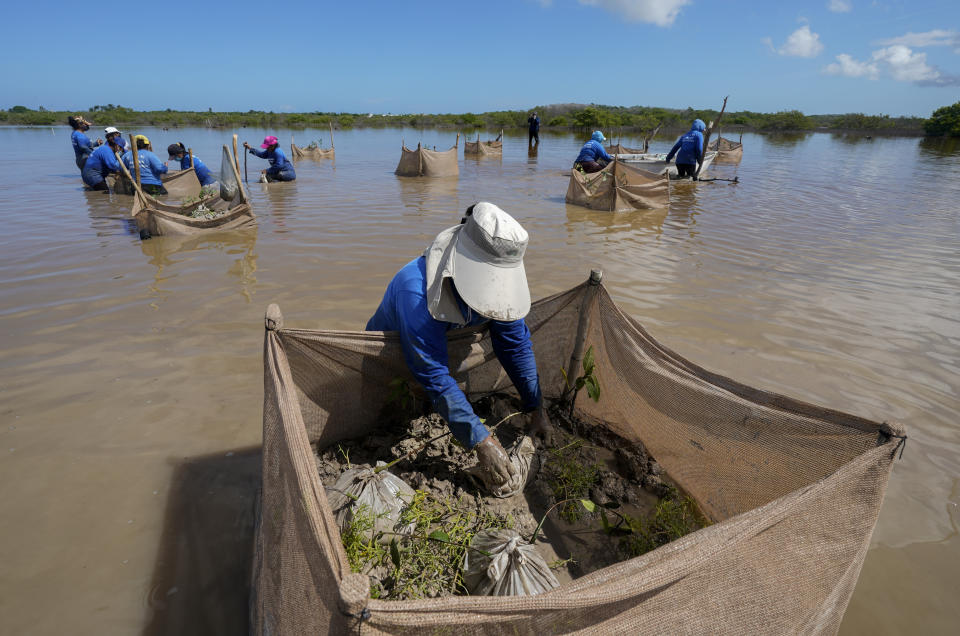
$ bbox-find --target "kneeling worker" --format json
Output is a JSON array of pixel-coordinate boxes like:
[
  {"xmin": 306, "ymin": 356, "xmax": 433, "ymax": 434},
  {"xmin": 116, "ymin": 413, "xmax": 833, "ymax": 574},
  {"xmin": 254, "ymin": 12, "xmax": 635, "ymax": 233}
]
[
  {"xmin": 243, "ymin": 136, "xmax": 296, "ymax": 182},
  {"xmin": 366, "ymin": 202, "xmax": 552, "ymax": 492},
  {"xmin": 122, "ymin": 135, "xmax": 169, "ymax": 195},
  {"xmin": 573, "ymin": 131, "xmax": 614, "ymax": 173}
]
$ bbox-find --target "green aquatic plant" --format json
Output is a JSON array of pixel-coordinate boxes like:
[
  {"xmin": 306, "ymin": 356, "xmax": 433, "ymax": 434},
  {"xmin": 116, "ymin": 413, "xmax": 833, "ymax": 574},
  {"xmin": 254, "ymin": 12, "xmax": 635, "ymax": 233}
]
[
  {"xmin": 542, "ymin": 436, "xmax": 601, "ymax": 523},
  {"xmin": 341, "ymin": 489, "xmax": 511, "ymax": 599},
  {"xmin": 617, "ymin": 488, "xmax": 709, "ymax": 558}
]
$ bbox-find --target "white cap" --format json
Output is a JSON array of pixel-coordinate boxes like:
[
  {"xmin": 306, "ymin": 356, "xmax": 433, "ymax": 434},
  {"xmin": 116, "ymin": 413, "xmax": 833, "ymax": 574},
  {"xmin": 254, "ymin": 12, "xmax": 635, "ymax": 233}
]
[
  {"xmin": 104, "ymin": 126, "xmax": 121, "ymax": 135},
  {"xmin": 424, "ymin": 202, "xmax": 530, "ymax": 322}
]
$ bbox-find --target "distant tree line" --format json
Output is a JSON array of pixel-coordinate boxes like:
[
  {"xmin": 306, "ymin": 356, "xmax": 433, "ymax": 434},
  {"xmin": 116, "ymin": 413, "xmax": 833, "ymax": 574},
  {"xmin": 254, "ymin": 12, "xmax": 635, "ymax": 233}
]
[{"xmin": 2, "ymin": 101, "xmax": 955, "ymax": 136}]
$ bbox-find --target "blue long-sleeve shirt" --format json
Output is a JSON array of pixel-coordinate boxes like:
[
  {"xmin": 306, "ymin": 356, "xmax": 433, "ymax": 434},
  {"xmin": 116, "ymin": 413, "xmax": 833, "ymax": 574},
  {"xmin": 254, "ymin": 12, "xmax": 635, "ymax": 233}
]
[
  {"xmin": 179, "ymin": 154, "xmax": 215, "ymax": 186},
  {"xmin": 575, "ymin": 139, "xmax": 613, "ymax": 164},
  {"xmin": 122, "ymin": 149, "xmax": 168, "ymax": 186},
  {"xmin": 249, "ymin": 146, "xmax": 295, "ymax": 177},
  {"xmin": 666, "ymin": 120, "xmax": 706, "ymax": 165},
  {"xmin": 81, "ymin": 144, "xmax": 121, "ymax": 187},
  {"xmin": 71, "ymin": 130, "xmax": 96, "ymax": 168},
  {"xmin": 366, "ymin": 256, "xmax": 542, "ymax": 448}
]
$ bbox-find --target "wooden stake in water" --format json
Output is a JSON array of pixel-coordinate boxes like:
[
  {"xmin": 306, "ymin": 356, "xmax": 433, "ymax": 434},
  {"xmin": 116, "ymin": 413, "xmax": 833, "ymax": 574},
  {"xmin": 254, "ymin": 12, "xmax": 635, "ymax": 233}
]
[{"xmin": 129, "ymin": 133, "xmax": 141, "ymax": 190}]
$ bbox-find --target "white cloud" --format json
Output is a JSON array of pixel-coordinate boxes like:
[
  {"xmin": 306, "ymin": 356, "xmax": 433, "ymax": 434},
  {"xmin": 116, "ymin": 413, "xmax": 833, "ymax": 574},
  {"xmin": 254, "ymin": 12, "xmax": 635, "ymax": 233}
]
[
  {"xmin": 823, "ymin": 45, "xmax": 960, "ymax": 86},
  {"xmin": 771, "ymin": 25, "xmax": 825, "ymax": 58},
  {"xmin": 576, "ymin": 0, "xmax": 691, "ymax": 27},
  {"xmin": 876, "ymin": 29, "xmax": 960, "ymax": 53},
  {"xmin": 872, "ymin": 45, "xmax": 939, "ymax": 82},
  {"xmin": 824, "ymin": 53, "xmax": 879, "ymax": 78},
  {"xmin": 827, "ymin": 0, "xmax": 852, "ymax": 13}
]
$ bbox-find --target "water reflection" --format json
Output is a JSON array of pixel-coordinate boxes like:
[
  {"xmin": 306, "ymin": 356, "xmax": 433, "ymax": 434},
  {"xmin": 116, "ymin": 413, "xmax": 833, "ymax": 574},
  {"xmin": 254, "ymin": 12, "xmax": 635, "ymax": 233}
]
[
  {"xmin": 918, "ymin": 136, "xmax": 960, "ymax": 157},
  {"xmin": 397, "ymin": 176, "xmax": 459, "ymax": 214},
  {"xmin": 564, "ymin": 203, "xmax": 666, "ymax": 238},
  {"xmin": 829, "ymin": 132, "xmax": 880, "ymax": 146},
  {"xmin": 763, "ymin": 132, "xmax": 811, "ymax": 147},
  {"xmin": 139, "ymin": 228, "xmax": 259, "ymax": 304}
]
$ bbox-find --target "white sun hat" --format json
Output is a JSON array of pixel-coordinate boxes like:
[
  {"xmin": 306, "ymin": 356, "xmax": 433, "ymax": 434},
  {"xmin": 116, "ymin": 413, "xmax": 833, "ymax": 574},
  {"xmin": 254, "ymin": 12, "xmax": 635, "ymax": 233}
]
[{"xmin": 424, "ymin": 202, "xmax": 531, "ymax": 323}]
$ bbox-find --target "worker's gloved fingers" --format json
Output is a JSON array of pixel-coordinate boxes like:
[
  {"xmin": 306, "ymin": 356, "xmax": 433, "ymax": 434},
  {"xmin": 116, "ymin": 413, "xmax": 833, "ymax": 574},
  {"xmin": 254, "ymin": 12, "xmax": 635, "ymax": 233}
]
[{"xmin": 475, "ymin": 436, "xmax": 516, "ymax": 487}]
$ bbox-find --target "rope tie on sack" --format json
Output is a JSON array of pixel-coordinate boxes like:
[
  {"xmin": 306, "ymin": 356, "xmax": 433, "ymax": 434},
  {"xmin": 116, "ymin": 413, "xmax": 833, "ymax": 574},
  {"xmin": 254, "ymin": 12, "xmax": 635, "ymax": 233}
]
[{"xmin": 878, "ymin": 422, "xmax": 908, "ymax": 460}]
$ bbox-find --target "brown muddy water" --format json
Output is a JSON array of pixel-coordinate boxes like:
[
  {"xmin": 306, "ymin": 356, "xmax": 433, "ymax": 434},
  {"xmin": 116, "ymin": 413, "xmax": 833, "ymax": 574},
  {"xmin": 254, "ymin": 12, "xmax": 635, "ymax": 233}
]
[{"xmin": 0, "ymin": 126, "xmax": 957, "ymax": 635}]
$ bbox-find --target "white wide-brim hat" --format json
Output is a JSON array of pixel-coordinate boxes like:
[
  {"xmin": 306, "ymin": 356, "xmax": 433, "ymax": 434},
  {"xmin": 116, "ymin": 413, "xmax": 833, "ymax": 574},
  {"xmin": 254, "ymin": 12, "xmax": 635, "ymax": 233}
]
[{"xmin": 424, "ymin": 202, "xmax": 531, "ymax": 323}]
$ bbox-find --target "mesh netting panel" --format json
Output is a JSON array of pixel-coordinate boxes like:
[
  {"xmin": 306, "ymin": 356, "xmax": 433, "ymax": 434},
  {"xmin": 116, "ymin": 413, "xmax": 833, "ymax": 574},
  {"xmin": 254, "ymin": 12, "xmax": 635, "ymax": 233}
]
[
  {"xmin": 464, "ymin": 140, "xmax": 502, "ymax": 157},
  {"xmin": 708, "ymin": 136, "xmax": 744, "ymax": 161},
  {"xmin": 125, "ymin": 145, "xmax": 255, "ymax": 236},
  {"xmin": 396, "ymin": 145, "xmax": 459, "ymax": 177},
  {"xmin": 291, "ymin": 143, "xmax": 335, "ymax": 160},
  {"xmin": 606, "ymin": 143, "xmax": 645, "ymax": 154},
  {"xmin": 566, "ymin": 160, "xmax": 669, "ymax": 212},
  {"xmin": 254, "ymin": 280, "xmax": 900, "ymax": 634}
]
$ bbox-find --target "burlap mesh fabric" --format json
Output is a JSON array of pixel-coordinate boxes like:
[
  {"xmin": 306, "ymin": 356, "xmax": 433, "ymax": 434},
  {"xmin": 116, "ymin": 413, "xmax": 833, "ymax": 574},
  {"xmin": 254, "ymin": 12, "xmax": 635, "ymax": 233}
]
[
  {"xmin": 464, "ymin": 139, "xmax": 502, "ymax": 157},
  {"xmin": 253, "ymin": 278, "xmax": 900, "ymax": 634},
  {"xmin": 122, "ymin": 146, "xmax": 255, "ymax": 236},
  {"xmin": 291, "ymin": 143, "xmax": 335, "ymax": 160},
  {"xmin": 566, "ymin": 159, "xmax": 669, "ymax": 211},
  {"xmin": 395, "ymin": 144, "xmax": 459, "ymax": 177},
  {"xmin": 606, "ymin": 142, "xmax": 644, "ymax": 155},
  {"xmin": 707, "ymin": 136, "xmax": 743, "ymax": 161}
]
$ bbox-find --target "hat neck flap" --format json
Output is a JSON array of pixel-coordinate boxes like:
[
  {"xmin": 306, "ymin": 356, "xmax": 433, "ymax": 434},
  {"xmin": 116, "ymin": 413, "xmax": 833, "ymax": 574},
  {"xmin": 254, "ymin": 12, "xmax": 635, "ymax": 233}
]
[{"xmin": 424, "ymin": 225, "xmax": 467, "ymax": 324}]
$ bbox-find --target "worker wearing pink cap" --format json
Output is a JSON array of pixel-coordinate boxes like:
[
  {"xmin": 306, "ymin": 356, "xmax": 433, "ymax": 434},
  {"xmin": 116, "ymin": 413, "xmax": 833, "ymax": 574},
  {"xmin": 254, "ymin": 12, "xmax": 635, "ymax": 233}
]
[{"xmin": 243, "ymin": 135, "xmax": 296, "ymax": 182}]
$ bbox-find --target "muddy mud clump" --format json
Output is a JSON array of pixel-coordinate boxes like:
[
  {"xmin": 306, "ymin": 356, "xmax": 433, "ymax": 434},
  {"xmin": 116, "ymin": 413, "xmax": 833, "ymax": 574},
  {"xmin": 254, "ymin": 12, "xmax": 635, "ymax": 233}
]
[{"xmin": 315, "ymin": 393, "xmax": 709, "ymax": 600}]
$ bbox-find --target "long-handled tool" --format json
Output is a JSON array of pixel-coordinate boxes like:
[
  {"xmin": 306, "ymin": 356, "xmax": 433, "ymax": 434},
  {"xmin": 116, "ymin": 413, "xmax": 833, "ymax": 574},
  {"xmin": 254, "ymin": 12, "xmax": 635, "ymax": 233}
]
[{"xmin": 243, "ymin": 145, "xmax": 248, "ymax": 183}]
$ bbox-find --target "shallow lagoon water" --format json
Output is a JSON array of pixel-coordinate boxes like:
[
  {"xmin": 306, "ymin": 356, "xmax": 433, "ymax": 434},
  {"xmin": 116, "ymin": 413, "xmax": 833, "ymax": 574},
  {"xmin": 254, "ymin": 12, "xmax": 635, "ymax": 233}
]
[{"xmin": 0, "ymin": 126, "xmax": 957, "ymax": 634}]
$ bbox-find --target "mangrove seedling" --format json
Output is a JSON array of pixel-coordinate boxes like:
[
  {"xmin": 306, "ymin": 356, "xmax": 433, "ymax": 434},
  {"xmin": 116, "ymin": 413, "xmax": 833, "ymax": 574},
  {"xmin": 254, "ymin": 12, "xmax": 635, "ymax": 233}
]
[
  {"xmin": 560, "ymin": 345, "xmax": 600, "ymax": 415},
  {"xmin": 542, "ymin": 436, "xmax": 601, "ymax": 522}
]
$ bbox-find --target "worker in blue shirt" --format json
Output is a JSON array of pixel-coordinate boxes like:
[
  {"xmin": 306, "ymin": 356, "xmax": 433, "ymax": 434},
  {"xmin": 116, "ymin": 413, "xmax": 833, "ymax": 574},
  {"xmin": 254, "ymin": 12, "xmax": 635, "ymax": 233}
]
[
  {"xmin": 366, "ymin": 202, "xmax": 552, "ymax": 495},
  {"xmin": 81, "ymin": 136, "xmax": 123, "ymax": 191},
  {"xmin": 665, "ymin": 119, "xmax": 706, "ymax": 179},
  {"xmin": 573, "ymin": 131, "xmax": 614, "ymax": 173},
  {"xmin": 167, "ymin": 143, "xmax": 218, "ymax": 188},
  {"xmin": 69, "ymin": 115, "xmax": 102, "ymax": 170},
  {"xmin": 122, "ymin": 135, "xmax": 169, "ymax": 195},
  {"xmin": 243, "ymin": 135, "xmax": 296, "ymax": 182}
]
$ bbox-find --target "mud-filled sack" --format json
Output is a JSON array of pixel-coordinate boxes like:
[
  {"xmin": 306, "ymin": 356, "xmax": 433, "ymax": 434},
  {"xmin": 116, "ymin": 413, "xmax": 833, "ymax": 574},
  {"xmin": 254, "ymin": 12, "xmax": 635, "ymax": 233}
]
[
  {"xmin": 463, "ymin": 528, "xmax": 560, "ymax": 596},
  {"xmin": 326, "ymin": 462, "xmax": 416, "ymax": 543},
  {"xmin": 470, "ymin": 435, "xmax": 536, "ymax": 498}
]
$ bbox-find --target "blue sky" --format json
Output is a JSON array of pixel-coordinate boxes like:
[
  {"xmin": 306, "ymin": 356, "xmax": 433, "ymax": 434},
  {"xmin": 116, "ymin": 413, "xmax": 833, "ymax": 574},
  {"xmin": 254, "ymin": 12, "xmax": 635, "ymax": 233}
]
[{"xmin": 2, "ymin": 0, "xmax": 957, "ymax": 116}]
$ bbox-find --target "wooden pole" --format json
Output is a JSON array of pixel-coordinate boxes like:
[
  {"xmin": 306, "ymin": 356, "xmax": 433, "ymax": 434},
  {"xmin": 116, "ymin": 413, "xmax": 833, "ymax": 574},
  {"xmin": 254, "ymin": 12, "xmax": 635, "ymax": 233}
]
[
  {"xmin": 329, "ymin": 121, "xmax": 335, "ymax": 150},
  {"xmin": 130, "ymin": 133, "xmax": 141, "ymax": 190},
  {"xmin": 455, "ymin": 132, "xmax": 459, "ymax": 148},
  {"xmin": 232, "ymin": 134, "xmax": 240, "ymax": 175},
  {"xmin": 696, "ymin": 96, "xmax": 728, "ymax": 179},
  {"xmin": 188, "ymin": 148, "xmax": 194, "ymax": 169}
]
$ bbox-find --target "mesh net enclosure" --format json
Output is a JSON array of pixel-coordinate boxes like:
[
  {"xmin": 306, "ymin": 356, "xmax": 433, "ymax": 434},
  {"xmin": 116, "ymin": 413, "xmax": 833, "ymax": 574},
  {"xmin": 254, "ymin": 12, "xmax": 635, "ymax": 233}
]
[
  {"xmin": 605, "ymin": 142, "xmax": 645, "ymax": 155},
  {"xmin": 395, "ymin": 141, "xmax": 459, "ymax": 177},
  {"xmin": 253, "ymin": 275, "xmax": 902, "ymax": 635},
  {"xmin": 121, "ymin": 145, "xmax": 255, "ymax": 237},
  {"xmin": 464, "ymin": 133, "xmax": 502, "ymax": 157},
  {"xmin": 291, "ymin": 125, "xmax": 336, "ymax": 160},
  {"xmin": 566, "ymin": 159, "xmax": 669, "ymax": 212},
  {"xmin": 707, "ymin": 136, "xmax": 744, "ymax": 161}
]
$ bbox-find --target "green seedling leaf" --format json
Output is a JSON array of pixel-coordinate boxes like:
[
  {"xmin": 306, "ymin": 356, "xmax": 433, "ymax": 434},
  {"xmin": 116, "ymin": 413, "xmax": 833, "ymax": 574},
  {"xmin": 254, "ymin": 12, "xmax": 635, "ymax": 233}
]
[
  {"xmin": 390, "ymin": 538, "xmax": 401, "ymax": 569},
  {"xmin": 585, "ymin": 376, "xmax": 600, "ymax": 402},
  {"xmin": 580, "ymin": 499, "xmax": 596, "ymax": 513},
  {"xmin": 560, "ymin": 366, "xmax": 570, "ymax": 390},
  {"xmin": 583, "ymin": 346, "xmax": 595, "ymax": 376},
  {"xmin": 428, "ymin": 530, "xmax": 450, "ymax": 543}
]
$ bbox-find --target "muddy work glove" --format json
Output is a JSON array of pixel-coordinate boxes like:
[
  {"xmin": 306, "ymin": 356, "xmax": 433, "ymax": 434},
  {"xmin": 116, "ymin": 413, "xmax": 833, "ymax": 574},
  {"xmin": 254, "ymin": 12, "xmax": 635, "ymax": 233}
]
[
  {"xmin": 527, "ymin": 406, "xmax": 554, "ymax": 442},
  {"xmin": 474, "ymin": 435, "xmax": 517, "ymax": 489}
]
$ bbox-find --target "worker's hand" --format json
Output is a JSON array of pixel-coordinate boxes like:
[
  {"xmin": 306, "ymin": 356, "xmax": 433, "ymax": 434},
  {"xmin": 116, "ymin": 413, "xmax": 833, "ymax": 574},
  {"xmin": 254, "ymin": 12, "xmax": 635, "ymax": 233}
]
[
  {"xmin": 527, "ymin": 405, "xmax": 554, "ymax": 446},
  {"xmin": 243, "ymin": 142, "xmax": 251, "ymax": 149},
  {"xmin": 474, "ymin": 435, "xmax": 516, "ymax": 488},
  {"xmin": 95, "ymin": 138, "xmax": 104, "ymax": 146}
]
